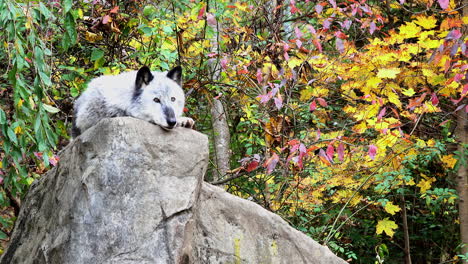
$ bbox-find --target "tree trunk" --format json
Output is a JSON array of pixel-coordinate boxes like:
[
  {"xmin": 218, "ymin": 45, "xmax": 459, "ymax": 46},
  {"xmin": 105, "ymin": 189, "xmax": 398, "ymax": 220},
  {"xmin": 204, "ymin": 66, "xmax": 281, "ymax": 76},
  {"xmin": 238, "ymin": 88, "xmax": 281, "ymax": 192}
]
[
  {"xmin": 457, "ymin": 2, "xmax": 468, "ymax": 261},
  {"xmin": 211, "ymin": 99, "xmax": 231, "ymax": 181},
  {"xmin": 207, "ymin": 1, "xmax": 231, "ymax": 182},
  {"xmin": 401, "ymin": 195, "xmax": 412, "ymax": 264},
  {"xmin": 457, "ymin": 105, "xmax": 468, "ymax": 261}
]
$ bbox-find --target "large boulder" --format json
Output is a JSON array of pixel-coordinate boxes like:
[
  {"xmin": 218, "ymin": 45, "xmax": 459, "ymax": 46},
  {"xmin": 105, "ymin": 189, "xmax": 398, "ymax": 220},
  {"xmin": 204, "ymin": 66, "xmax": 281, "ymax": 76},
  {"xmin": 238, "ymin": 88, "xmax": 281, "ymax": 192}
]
[{"xmin": 1, "ymin": 117, "xmax": 346, "ymax": 264}]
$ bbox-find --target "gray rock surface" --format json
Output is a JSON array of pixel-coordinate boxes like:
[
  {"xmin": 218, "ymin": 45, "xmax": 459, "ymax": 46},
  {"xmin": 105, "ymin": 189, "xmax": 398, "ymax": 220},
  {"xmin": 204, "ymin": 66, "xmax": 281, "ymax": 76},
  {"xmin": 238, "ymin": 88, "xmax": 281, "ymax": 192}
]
[{"xmin": 1, "ymin": 117, "xmax": 346, "ymax": 264}]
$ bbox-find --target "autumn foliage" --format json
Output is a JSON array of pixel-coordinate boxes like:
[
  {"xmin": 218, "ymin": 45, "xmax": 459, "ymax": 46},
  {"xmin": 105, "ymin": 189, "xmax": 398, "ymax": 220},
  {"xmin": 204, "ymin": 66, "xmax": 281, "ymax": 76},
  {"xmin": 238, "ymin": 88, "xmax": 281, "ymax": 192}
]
[{"xmin": 0, "ymin": 0, "xmax": 467, "ymax": 262}]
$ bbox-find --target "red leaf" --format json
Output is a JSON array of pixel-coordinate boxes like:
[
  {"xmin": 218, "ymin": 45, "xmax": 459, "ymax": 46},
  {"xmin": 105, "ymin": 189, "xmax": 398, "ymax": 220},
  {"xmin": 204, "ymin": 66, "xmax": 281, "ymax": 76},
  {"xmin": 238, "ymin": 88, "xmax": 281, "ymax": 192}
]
[
  {"xmin": 431, "ymin": 93, "xmax": 439, "ymax": 106},
  {"xmin": 316, "ymin": 128, "xmax": 321, "ymax": 141},
  {"xmin": 328, "ymin": 0, "xmax": 337, "ymax": 8},
  {"xmin": 246, "ymin": 160, "xmax": 259, "ymax": 172},
  {"xmin": 438, "ymin": 0, "xmax": 449, "ymax": 9},
  {"xmin": 439, "ymin": 120, "xmax": 449, "ymax": 126},
  {"xmin": 102, "ymin": 15, "xmax": 111, "ymax": 24},
  {"xmin": 49, "ymin": 155, "xmax": 59, "ymax": 166},
  {"xmin": 377, "ymin": 107, "xmax": 386, "ymax": 120},
  {"xmin": 318, "ymin": 149, "xmax": 332, "ymax": 166},
  {"xmin": 309, "ymin": 100, "xmax": 317, "ymax": 111},
  {"xmin": 220, "ymin": 57, "xmax": 228, "ymax": 69},
  {"xmin": 369, "ymin": 22, "xmax": 377, "ymax": 35},
  {"xmin": 326, "ymin": 144, "xmax": 334, "ymax": 160},
  {"xmin": 197, "ymin": 5, "xmax": 206, "ymax": 20},
  {"xmin": 337, "ymin": 143, "xmax": 345, "ymax": 162},
  {"xmin": 237, "ymin": 66, "xmax": 249, "ymax": 75},
  {"xmin": 110, "ymin": 6, "xmax": 119, "ymax": 13},
  {"xmin": 316, "ymin": 98, "xmax": 328, "ymax": 107},
  {"xmin": 288, "ymin": 139, "xmax": 300, "ymax": 146},
  {"xmin": 368, "ymin": 145, "xmax": 377, "ymax": 160},
  {"xmin": 264, "ymin": 153, "xmax": 279, "ymax": 174},
  {"xmin": 256, "ymin": 69, "xmax": 263, "ymax": 84},
  {"xmin": 334, "ymin": 31, "xmax": 347, "ymax": 39},
  {"xmin": 312, "ymin": 39, "xmax": 322, "ymax": 52},
  {"xmin": 460, "ymin": 84, "xmax": 468, "ymax": 95}
]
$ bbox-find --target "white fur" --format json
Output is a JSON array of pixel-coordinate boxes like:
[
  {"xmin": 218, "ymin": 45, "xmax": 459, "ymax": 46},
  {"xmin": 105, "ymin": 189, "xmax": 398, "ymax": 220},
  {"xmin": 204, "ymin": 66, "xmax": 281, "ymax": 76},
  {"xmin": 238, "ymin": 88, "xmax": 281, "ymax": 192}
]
[{"xmin": 73, "ymin": 68, "xmax": 193, "ymax": 138}]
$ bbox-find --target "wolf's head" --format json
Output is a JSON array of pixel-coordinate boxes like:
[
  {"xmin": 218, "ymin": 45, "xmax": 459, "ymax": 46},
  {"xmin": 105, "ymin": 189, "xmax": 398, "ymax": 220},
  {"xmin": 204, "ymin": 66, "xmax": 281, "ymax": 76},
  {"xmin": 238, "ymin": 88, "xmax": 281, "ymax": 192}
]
[{"xmin": 130, "ymin": 66, "xmax": 185, "ymax": 129}]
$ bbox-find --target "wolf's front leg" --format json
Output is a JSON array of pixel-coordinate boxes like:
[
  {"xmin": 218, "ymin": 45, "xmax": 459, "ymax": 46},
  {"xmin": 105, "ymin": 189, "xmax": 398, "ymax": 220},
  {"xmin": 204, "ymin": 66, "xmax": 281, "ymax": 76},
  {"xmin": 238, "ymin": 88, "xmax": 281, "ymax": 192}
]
[{"xmin": 178, "ymin": 117, "xmax": 195, "ymax": 129}]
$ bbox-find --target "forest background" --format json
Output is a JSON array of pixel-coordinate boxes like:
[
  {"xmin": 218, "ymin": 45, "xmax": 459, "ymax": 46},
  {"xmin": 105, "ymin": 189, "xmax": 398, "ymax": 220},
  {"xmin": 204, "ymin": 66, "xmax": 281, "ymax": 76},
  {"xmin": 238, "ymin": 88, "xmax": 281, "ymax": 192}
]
[{"xmin": 0, "ymin": 0, "xmax": 467, "ymax": 263}]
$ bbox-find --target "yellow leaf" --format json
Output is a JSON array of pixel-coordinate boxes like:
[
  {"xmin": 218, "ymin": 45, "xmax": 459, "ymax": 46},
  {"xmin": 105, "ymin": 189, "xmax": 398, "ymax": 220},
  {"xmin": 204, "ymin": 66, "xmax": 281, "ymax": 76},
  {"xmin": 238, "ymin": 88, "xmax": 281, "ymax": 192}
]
[
  {"xmin": 399, "ymin": 22, "xmax": 421, "ymax": 39},
  {"xmin": 14, "ymin": 126, "xmax": 22, "ymax": 135},
  {"xmin": 85, "ymin": 31, "xmax": 103, "ymax": 43},
  {"xmin": 377, "ymin": 68, "xmax": 401, "ymax": 79},
  {"xmin": 366, "ymin": 77, "xmax": 382, "ymax": 89},
  {"xmin": 441, "ymin": 155, "xmax": 457, "ymax": 169},
  {"xmin": 17, "ymin": 99, "xmax": 24, "ymax": 108},
  {"xmin": 288, "ymin": 57, "xmax": 302, "ymax": 69},
  {"xmin": 384, "ymin": 201, "xmax": 401, "ymax": 215},
  {"xmin": 376, "ymin": 218, "xmax": 398, "ymax": 237},
  {"xmin": 387, "ymin": 91, "xmax": 402, "ymax": 108},
  {"xmin": 414, "ymin": 15, "xmax": 437, "ymax": 29},
  {"xmin": 463, "ymin": 16, "xmax": 468, "ymax": 25},
  {"xmin": 417, "ymin": 175, "xmax": 436, "ymax": 193},
  {"xmin": 402, "ymin": 88, "xmax": 416, "ymax": 96}
]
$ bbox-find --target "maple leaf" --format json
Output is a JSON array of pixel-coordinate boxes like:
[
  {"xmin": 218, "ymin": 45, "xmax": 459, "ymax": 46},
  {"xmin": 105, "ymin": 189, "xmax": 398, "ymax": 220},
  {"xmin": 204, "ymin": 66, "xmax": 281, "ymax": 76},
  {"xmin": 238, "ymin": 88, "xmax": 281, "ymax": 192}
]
[
  {"xmin": 377, "ymin": 68, "xmax": 401, "ymax": 79},
  {"xmin": 376, "ymin": 218, "xmax": 398, "ymax": 237},
  {"xmin": 417, "ymin": 174, "xmax": 436, "ymax": 193},
  {"xmin": 384, "ymin": 202, "xmax": 401, "ymax": 215},
  {"xmin": 399, "ymin": 22, "xmax": 421, "ymax": 39},
  {"xmin": 415, "ymin": 15, "xmax": 437, "ymax": 29},
  {"xmin": 441, "ymin": 155, "xmax": 457, "ymax": 169}
]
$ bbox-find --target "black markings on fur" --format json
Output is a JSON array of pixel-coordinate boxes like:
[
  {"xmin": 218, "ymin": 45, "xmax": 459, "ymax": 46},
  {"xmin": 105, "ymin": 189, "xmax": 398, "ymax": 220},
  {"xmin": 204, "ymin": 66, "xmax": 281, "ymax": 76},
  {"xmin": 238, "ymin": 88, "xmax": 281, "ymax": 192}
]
[
  {"xmin": 135, "ymin": 66, "xmax": 154, "ymax": 90},
  {"xmin": 163, "ymin": 106, "xmax": 176, "ymax": 128},
  {"xmin": 72, "ymin": 108, "xmax": 82, "ymax": 137},
  {"xmin": 71, "ymin": 118, "xmax": 81, "ymax": 138},
  {"xmin": 166, "ymin": 66, "xmax": 182, "ymax": 86}
]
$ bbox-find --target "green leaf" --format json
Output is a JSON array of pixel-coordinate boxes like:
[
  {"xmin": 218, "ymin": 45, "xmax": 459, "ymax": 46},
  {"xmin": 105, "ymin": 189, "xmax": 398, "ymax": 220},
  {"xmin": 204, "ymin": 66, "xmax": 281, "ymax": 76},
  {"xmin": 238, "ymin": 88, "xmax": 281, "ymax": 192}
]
[
  {"xmin": 38, "ymin": 2, "xmax": 53, "ymax": 19},
  {"xmin": 42, "ymin": 104, "xmax": 60, "ymax": 114},
  {"xmin": 7, "ymin": 127, "xmax": 17, "ymax": 145},
  {"xmin": 63, "ymin": 0, "xmax": 73, "ymax": 13},
  {"xmin": 64, "ymin": 13, "xmax": 77, "ymax": 44},
  {"xmin": 0, "ymin": 109, "xmax": 6, "ymax": 125},
  {"xmin": 91, "ymin": 49, "xmax": 104, "ymax": 62},
  {"xmin": 39, "ymin": 71, "xmax": 52, "ymax": 86}
]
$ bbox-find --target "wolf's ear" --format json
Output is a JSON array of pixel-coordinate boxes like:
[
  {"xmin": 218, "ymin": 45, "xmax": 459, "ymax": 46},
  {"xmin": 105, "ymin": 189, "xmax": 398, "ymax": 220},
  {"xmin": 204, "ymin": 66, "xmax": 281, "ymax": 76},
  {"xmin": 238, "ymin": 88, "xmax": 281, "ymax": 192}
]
[
  {"xmin": 167, "ymin": 66, "xmax": 182, "ymax": 86},
  {"xmin": 135, "ymin": 66, "xmax": 154, "ymax": 90}
]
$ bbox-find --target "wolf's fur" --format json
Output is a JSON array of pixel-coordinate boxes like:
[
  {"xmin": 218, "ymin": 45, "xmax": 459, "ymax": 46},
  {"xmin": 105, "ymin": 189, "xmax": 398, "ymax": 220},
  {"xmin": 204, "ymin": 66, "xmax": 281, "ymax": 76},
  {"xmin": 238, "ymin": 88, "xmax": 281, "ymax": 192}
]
[{"xmin": 72, "ymin": 66, "xmax": 194, "ymax": 138}]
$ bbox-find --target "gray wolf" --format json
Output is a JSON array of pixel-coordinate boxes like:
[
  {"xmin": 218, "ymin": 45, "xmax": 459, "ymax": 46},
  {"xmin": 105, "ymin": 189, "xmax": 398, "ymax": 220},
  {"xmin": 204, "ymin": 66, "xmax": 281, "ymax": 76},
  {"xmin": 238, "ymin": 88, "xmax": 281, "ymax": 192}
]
[{"xmin": 72, "ymin": 66, "xmax": 194, "ymax": 138}]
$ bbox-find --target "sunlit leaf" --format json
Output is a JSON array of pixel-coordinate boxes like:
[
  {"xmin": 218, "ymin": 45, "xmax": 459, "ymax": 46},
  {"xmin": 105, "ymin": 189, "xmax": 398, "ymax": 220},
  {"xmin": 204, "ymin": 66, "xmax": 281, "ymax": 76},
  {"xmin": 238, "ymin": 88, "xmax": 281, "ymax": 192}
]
[{"xmin": 376, "ymin": 218, "xmax": 398, "ymax": 237}]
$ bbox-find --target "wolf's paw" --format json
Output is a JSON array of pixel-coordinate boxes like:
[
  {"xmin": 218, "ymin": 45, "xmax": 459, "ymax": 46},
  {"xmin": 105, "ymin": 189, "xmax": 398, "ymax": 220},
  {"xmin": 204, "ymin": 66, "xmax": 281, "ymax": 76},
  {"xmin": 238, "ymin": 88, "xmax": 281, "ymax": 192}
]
[{"xmin": 178, "ymin": 117, "xmax": 195, "ymax": 129}]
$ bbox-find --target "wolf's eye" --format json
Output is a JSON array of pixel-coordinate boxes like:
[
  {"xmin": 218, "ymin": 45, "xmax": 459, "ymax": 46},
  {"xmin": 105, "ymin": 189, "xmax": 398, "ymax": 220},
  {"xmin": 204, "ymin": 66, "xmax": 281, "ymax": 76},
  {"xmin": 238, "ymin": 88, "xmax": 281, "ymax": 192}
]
[
  {"xmin": 154, "ymin": 98, "xmax": 161, "ymax": 103},
  {"xmin": 171, "ymin": 97, "xmax": 176, "ymax": 102}
]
